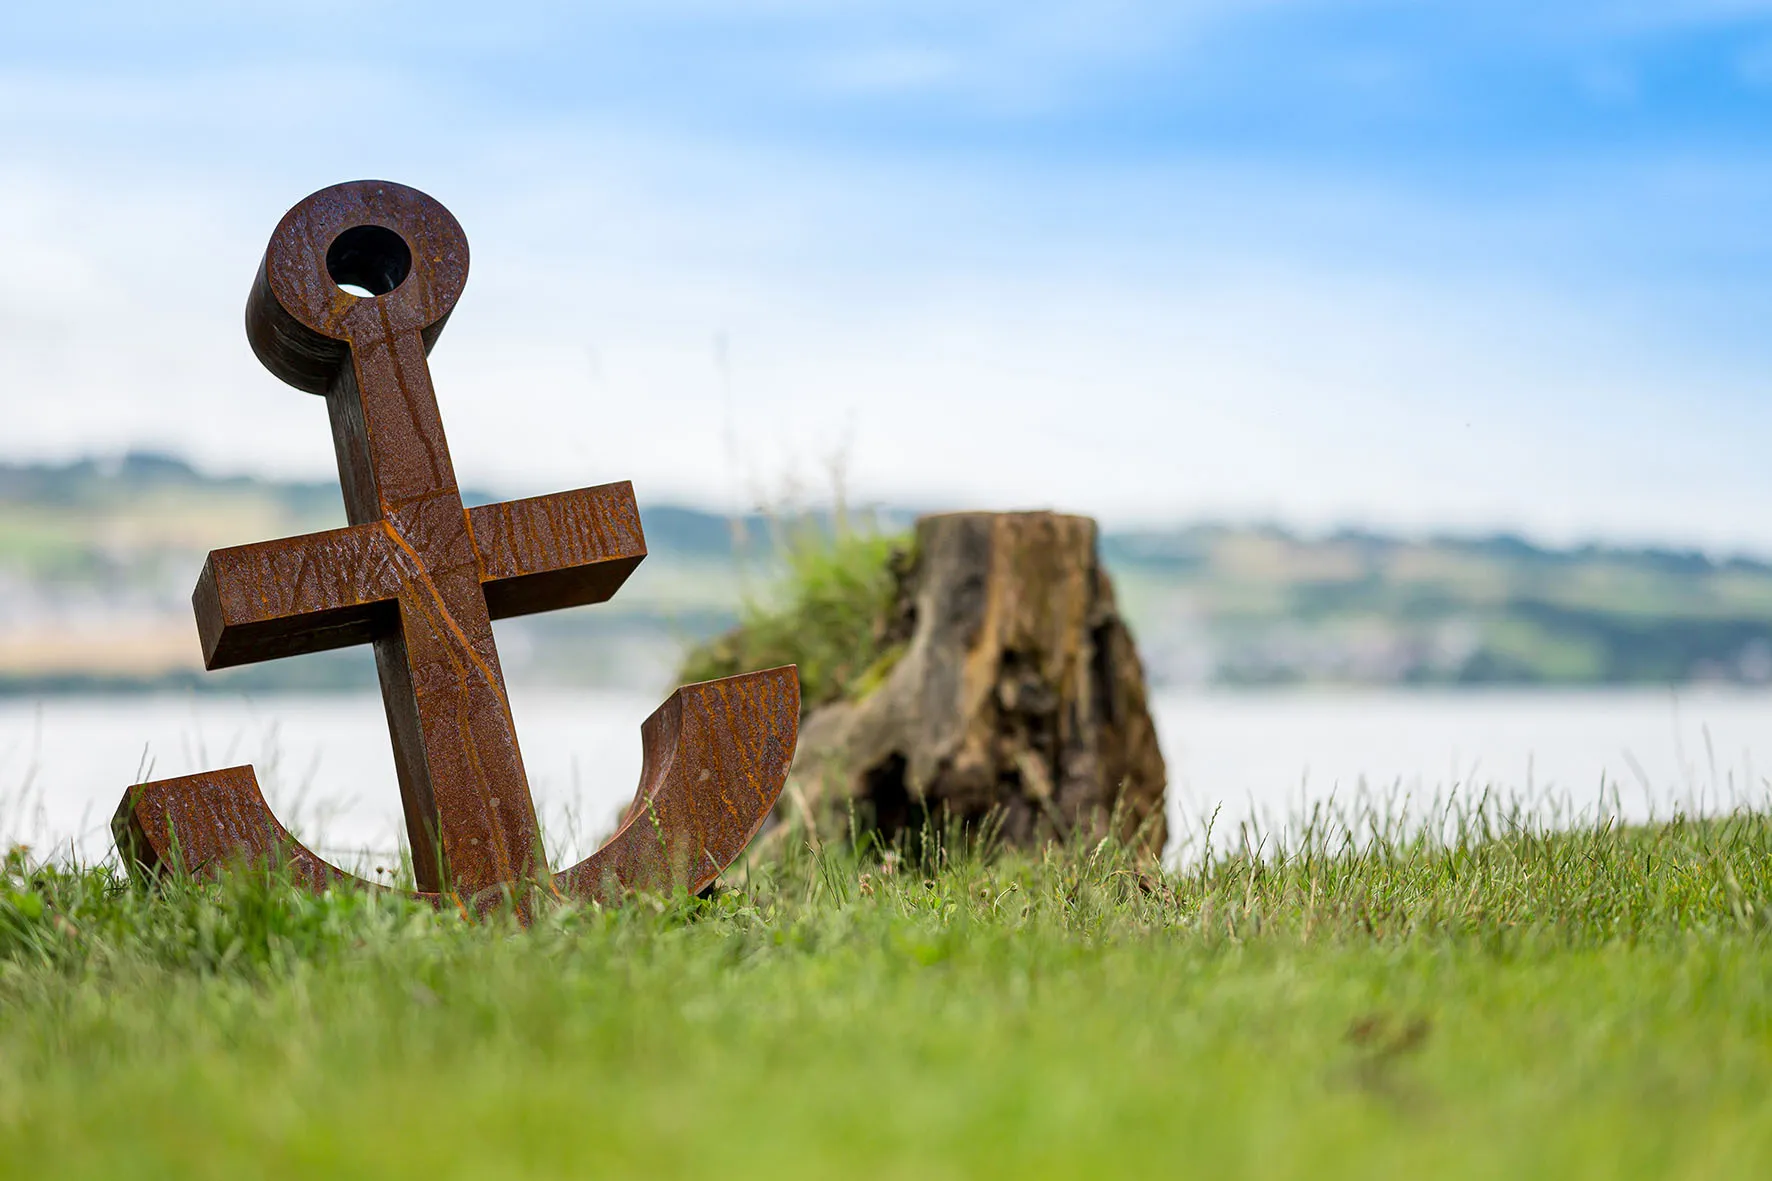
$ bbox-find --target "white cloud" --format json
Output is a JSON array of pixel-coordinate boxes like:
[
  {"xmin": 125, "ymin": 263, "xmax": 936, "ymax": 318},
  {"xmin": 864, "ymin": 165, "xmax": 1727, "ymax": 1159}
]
[
  {"xmin": 813, "ymin": 47, "xmax": 964, "ymax": 96},
  {"xmin": 5, "ymin": 135, "xmax": 1768, "ymax": 555},
  {"xmin": 4, "ymin": 3, "xmax": 1772, "ymax": 553}
]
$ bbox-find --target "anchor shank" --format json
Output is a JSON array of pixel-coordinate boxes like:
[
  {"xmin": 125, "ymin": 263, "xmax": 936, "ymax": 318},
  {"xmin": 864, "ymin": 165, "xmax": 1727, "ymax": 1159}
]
[{"xmin": 329, "ymin": 323, "xmax": 547, "ymax": 896}]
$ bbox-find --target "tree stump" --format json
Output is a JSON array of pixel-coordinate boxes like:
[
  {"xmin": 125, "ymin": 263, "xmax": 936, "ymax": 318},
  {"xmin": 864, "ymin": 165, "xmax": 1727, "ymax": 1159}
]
[{"xmin": 785, "ymin": 512, "xmax": 1167, "ymax": 855}]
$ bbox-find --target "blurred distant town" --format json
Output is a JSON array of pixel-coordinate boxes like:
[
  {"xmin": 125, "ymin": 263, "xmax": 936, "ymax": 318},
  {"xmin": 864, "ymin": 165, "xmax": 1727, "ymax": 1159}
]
[{"xmin": 3, "ymin": 452, "xmax": 1772, "ymax": 694}]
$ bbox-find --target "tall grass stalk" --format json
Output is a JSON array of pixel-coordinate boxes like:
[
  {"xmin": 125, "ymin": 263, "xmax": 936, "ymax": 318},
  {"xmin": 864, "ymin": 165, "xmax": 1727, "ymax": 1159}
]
[{"xmin": 678, "ymin": 508, "xmax": 906, "ymax": 713}]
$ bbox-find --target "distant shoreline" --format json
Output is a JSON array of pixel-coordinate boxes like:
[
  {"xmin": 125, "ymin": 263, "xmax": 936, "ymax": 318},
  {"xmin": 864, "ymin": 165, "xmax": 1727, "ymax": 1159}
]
[{"xmin": 8, "ymin": 451, "xmax": 1772, "ymax": 690}]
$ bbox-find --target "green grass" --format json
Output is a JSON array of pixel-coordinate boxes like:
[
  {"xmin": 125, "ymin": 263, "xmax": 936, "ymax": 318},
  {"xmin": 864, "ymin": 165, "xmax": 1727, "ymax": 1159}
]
[
  {"xmin": 3, "ymin": 802, "xmax": 1772, "ymax": 1179},
  {"xmin": 678, "ymin": 517, "xmax": 907, "ymax": 713}
]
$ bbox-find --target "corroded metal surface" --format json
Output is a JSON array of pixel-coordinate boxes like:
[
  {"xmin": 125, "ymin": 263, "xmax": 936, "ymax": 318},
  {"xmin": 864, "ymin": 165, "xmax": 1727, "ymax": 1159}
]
[
  {"xmin": 557, "ymin": 670, "xmax": 799, "ymax": 902},
  {"xmin": 112, "ymin": 180, "xmax": 798, "ymax": 915}
]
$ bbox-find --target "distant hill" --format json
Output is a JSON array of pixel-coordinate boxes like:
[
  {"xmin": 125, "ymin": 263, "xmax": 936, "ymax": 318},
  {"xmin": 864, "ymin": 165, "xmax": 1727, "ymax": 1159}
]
[
  {"xmin": 1102, "ymin": 525, "xmax": 1772, "ymax": 687},
  {"xmin": 1, "ymin": 452, "xmax": 1770, "ymax": 692}
]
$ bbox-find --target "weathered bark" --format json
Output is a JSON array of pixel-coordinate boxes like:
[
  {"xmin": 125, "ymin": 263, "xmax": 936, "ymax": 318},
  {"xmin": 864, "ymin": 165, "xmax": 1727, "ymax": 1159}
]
[{"xmin": 784, "ymin": 511, "xmax": 1167, "ymax": 855}]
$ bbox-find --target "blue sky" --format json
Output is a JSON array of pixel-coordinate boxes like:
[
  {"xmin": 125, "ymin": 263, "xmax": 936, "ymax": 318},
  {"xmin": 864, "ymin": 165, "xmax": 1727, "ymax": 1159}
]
[{"xmin": 4, "ymin": 2, "xmax": 1772, "ymax": 548}]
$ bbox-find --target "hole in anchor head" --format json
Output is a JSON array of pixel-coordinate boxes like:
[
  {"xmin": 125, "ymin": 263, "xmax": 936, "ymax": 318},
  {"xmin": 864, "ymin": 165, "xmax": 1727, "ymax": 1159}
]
[{"xmin": 326, "ymin": 225, "xmax": 412, "ymax": 298}]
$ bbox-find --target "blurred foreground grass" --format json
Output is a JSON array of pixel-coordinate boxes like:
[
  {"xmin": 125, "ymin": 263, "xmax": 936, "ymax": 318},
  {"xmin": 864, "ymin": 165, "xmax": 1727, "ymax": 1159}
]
[{"xmin": 2, "ymin": 804, "xmax": 1772, "ymax": 1179}]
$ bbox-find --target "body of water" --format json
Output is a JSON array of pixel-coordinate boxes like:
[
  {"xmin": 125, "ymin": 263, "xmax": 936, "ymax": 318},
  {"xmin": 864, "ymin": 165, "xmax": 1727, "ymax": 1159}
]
[{"xmin": 2, "ymin": 687, "xmax": 1765, "ymax": 867}]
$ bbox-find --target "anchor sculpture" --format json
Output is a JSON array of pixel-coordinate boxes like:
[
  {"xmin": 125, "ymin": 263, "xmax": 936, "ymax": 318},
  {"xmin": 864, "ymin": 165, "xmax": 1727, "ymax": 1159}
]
[{"xmin": 111, "ymin": 180, "xmax": 799, "ymax": 913}]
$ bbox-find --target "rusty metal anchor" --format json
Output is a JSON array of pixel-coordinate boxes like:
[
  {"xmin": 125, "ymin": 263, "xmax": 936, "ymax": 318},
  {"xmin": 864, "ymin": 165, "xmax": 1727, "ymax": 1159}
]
[{"xmin": 111, "ymin": 180, "xmax": 798, "ymax": 913}]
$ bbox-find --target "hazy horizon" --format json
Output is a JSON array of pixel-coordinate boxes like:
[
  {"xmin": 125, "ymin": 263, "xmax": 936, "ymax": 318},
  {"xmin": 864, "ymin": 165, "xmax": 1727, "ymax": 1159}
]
[{"xmin": 15, "ymin": 445, "xmax": 1772, "ymax": 564}]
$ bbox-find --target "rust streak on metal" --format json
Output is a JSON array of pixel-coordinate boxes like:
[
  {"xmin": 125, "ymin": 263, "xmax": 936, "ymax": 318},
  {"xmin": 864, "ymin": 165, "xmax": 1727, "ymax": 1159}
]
[{"xmin": 113, "ymin": 180, "xmax": 797, "ymax": 918}]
